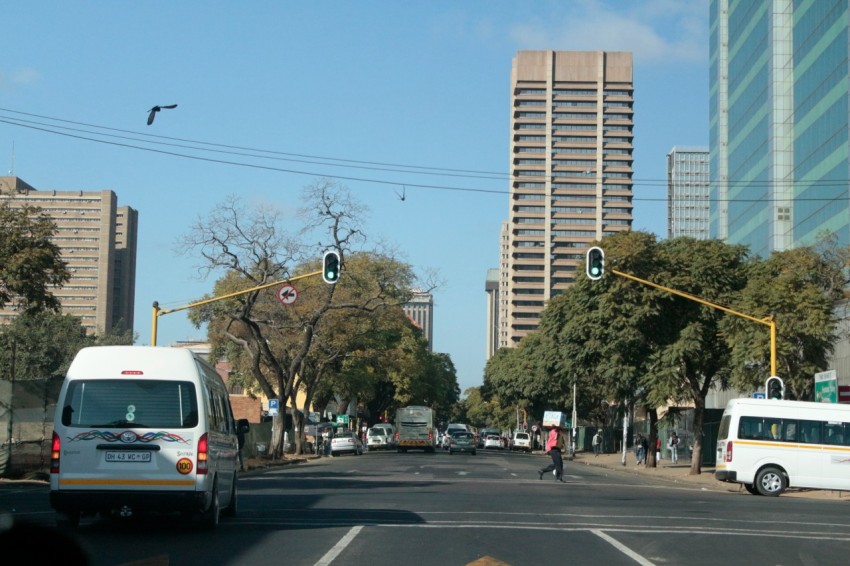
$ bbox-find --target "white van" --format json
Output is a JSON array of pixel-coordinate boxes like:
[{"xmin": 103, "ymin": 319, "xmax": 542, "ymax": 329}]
[
  {"xmin": 372, "ymin": 422, "xmax": 396, "ymax": 447},
  {"xmin": 49, "ymin": 346, "xmax": 249, "ymax": 529},
  {"xmin": 716, "ymin": 398, "xmax": 850, "ymax": 496}
]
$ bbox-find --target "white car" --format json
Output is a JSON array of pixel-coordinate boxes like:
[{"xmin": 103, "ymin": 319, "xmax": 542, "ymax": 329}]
[
  {"xmin": 510, "ymin": 432, "xmax": 532, "ymax": 453},
  {"xmin": 366, "ymin": 427, "xmax": 394, "ymax": 450},
  {"xmin": 484, "ymin": 434, "xmax": 504, "ymax": 449},
  {"xmin": 331, "ymin": 431, "xmax": 363, "ymax": 456}
]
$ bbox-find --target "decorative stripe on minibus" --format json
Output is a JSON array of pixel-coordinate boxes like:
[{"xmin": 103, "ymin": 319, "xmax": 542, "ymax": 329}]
[{"xmin": 734, "ymin": 439, "xmax": 850, "ymax": 452}]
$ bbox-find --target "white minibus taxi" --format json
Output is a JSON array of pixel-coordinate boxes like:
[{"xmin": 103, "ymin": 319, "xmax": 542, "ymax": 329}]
[
  {"xmin": 715, "ymin": 398, "xmax": 850, "ymax": 496},
  {"xmin": 49, "ymin": 346, "xmax": 249, "ymax": 529}
]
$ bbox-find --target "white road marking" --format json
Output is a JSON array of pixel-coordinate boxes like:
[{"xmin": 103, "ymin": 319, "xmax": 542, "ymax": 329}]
[
  {"xmin": 591, "ymin": 529, "xmax": 655, "ymax": 565},
  {"xmin": 314, "ymin": 525, "xmax": 362, "ymax": 566}
]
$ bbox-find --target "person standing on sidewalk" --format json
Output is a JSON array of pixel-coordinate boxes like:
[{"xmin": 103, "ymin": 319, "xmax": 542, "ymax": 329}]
[
  {"xmin": 668, "ymin": 431, "xmax": 679, "ymax": 463},
  {"xmin": 538, "ymin": 426, "xmax": 567, "ymax": 482},
  {"xmin": 639, "ymin": 434, "xmax": 648, "ymax": 465},
  {"xmin": 592, "ymin": 430, "xmax": 602, "ymax": 457}
]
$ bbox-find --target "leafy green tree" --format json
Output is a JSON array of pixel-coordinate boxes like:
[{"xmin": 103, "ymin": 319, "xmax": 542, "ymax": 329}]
[
  {"xmin": 0, "ymin": 203, "xmax": 69, "ymax": 313},
  {"xmin": 483, "ymin": 332, "xmax": 571, "ymax": 421},
  {"xmin": 721, "ymin": 243, "xmax": 845, "ymax": 400},
  {"xmin": 0, "ymin": 311, "xmax": 134, "ymax": 381},
  {"xmin": 537, "ymin": 232, "xmax": 751, "ymax": 474},
  {"xmin": 0, "ymin": 311, "xmax": 90, "ymax": 380}
]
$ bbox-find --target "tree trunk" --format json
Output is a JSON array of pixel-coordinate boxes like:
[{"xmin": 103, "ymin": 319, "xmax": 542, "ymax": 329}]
[
  {"xmin": 647, "ymin": 407, "xmax": 658, "ymax": 468},
  {"xmin": 290, "ymin": 409, "xmax": 304, "ymax": 456},
  {"xmin": 269, "ymin": 409, "xmax": 284, "ymax": 459},
  {"xmin": 689, "ymin": 395, "xmax": 706, "ymax": 475}
]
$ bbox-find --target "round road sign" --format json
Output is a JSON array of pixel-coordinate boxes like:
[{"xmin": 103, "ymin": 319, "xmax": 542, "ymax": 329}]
[{"xmin": 277, "ymin": 285, "xmax": 298, "ymax": 305}]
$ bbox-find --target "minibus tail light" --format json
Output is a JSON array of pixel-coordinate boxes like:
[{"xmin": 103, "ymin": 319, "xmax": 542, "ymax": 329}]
[
  {"xmin": 197, "ymin": 433, "xmax": 209, "ymax": 475},
  {"xmin": 51, "ymin": 432, "xmax": 61, "ymax": 474},
  {"xmin": 725, "ymin": 440, "xmax": 733, "ymax": 463}
]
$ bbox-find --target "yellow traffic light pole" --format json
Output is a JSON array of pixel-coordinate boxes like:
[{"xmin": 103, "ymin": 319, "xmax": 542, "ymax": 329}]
[
  {"xmin": 611, "ymin": 269, "xmax": 777, "ymax": 377},
  {"xmin": 151, "ymin": 269, "xmax": 323, "ymax": 346}
]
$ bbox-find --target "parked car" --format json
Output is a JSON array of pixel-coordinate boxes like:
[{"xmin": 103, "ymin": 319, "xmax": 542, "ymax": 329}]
[
  {"xmin": 331, "ymin": 431, "xmax": 363, "ymax": 456},
  {"xmin": 510, "ymin": 432, "xmax": 532, "ymax": 453},
  {"xmin": 448, "ymin": 431, "xmax": 477, "ymax": 455},
  {"xmin": 484, "ymin": 434, "xmax": 504, "ymax": 449},
  {"xmin": 366, "ymin": 427, "xmax": 394, "ymax": 450}
]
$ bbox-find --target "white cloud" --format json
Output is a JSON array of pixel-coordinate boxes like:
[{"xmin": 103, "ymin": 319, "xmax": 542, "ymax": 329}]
[
  {"xmin": 508, "ymin": 0, "xmax": 708, "ymax": 66},
  {"xmin": 0, "ymin": 68, "xmax": 42, "ymax": 91}
]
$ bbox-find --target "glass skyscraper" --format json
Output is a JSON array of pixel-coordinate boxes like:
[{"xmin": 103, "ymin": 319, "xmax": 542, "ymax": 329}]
[
  {"xmin": 709, "ymin": 0, "xmax": 850, "ymax": 257},
  {"xmin": 667, "ymin": 147, "xmax": 710, "ymax": 240}
]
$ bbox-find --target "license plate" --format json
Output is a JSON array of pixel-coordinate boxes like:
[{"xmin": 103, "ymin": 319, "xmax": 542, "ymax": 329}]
[{"xmin": 106, "ymin": 451, "xmax": 152, "ymax": 463}]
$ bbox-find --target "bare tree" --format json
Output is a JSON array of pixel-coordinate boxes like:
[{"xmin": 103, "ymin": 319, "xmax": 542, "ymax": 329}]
[{"xmin": 182, "ymin": 179, "xmax": 435, "ymax": 456}]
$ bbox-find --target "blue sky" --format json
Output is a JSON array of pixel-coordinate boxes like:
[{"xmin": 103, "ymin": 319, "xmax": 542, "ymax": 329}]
[{"xmin": 1, "ymin": 1, "xmax": 709, "ymax": 394}]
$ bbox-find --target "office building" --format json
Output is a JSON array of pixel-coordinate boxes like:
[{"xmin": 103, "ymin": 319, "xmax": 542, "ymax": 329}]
[
  {"xmin": 484, "ymin": 268, "xmax": 500, "ymax": 359},
  {"xmin": 501, "ymin": 50, "xmax": 634, "ymax": 346},
  {"xmin": 0, "ymin": 176, "xmax": 138, "ymax": 335},
  {"xmin": 710, "ymin": 0, "xmax": 850, "ymax": 256},
  {"xmin": 402, "ymin": 289, "xmax": 433, "ymax": 351},
  {"xmin": 667, "ymin": 147, "xmax": 710, "ymax": 240}
]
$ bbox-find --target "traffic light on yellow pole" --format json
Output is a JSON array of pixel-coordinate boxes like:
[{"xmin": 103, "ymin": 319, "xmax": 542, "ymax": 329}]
[
  {"xmin": 322, "ymin": 250, "xmax": 340, "ymax": 284},
  {"xmin": 586, "ymin": 246, "xmax": 605, "ymax": 280},
  {"xmin": 766, "ymin": 376, "xmax": 784, "ymax": 400}
]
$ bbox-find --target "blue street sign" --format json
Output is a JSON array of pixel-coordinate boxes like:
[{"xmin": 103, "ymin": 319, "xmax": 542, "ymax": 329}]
[
  {"xmin": 753, "ymin": 392, "xmax": 766, "ymax": 399},
  {"xmin": 268, "ymin": 398, "xmax": 280, "ymax": 416}
]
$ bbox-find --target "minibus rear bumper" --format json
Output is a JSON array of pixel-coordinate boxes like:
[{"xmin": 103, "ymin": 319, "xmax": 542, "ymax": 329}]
[
  {"xmin": 714, "ymin": 470, "xmax": 737, "ymax": 482},
  {"xmin": 50, "ymin": 489, "xmax": 208, "ymax": 516}
]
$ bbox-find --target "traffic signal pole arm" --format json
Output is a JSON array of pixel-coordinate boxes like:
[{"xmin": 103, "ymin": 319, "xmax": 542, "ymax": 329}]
[
  {"xmin": 610, "ymin": 269, "xmax": 777, "ymax": 377},
  {"xmin": 151, "ymin": 269, "xmax": 323, "ymax": 346}
]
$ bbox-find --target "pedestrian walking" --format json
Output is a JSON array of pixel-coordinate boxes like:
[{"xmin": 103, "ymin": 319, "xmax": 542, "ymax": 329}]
[
  {"xmin": 656, "ymin": 436, "xmax": 662, "ymax": 461},
  {"xmin": 592, "ymin": 430, "xmax": 602, "ymax": 457},
  {"xmin": 634, "ymin": 433, "xmax": 642, "ymax": 464},
  {"xmin": 668, "ymin": 431, "xmax": 679, "ymax": 463},
  {"xmin": 635, "ymin": 433, "xmax": 647, "ymax": 465},
  {"xmin": 537, "ymin": 426, "xmax": 567, "ymax": 482}
]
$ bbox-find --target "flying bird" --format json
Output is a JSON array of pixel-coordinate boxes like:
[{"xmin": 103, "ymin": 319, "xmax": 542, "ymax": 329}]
[
  {"xmin": 147, "ymin": 104, "xmax": 177, "ymax": 125},
  {"xmin": 394, "ymin": 185, "xmax": 406, "ymax": 202}
]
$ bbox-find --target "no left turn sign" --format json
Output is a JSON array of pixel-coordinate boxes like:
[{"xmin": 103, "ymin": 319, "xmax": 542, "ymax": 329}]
[{"xmin": 277, "ymin": 285, "xmax": 298, "ymax": 305}]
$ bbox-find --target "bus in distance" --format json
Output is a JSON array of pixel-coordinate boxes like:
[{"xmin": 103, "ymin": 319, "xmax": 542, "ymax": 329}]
[{"xmin": 395, "ymin": 405, "xmax": 437, "ymax": 453}]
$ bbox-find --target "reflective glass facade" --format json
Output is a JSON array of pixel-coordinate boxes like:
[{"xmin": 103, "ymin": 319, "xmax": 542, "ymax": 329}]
[{"xmin": 710, "ymin": 0, "xmax": 850, "ymax": 257}]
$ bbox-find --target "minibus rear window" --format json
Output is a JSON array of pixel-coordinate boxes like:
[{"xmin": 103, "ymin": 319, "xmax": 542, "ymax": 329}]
[{"xmin": 61, "ymin": 380, "xmax": 198, "ymax": 428}]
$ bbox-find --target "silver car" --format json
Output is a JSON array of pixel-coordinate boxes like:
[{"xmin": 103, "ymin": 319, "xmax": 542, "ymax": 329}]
[
  {"xmin": 448, "ymin": 431, "xmax": 477, "ymax": 455},
  {"xmin": 330, "ymin": 431, "xmax": 363, "ymax": 456}
]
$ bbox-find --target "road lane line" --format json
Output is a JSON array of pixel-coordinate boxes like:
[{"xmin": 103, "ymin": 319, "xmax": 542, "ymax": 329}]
[
  {"xmin": 591, "ymin": 529, "xmax": 654, "ymax": 565},
  {"xmin": 314, "ymin": 525, "xmax": 362, "ymax": 566}
]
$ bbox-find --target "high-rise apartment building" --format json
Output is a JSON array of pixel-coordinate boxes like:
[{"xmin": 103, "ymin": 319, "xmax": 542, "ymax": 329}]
[
  {"xmin": 0, "ymin": 176, "xmax": 138, "ymax": 334},
  {"xmin": 667, "ymin": 147, "xmax": 710, "ymax": 240},
  {"xmin": 402, "ymin": 289, "xmax": 433, "ymax": 351},
  {"xmin": 500, "ymin": 50, "xmax": 634, "ymax": 346},
  {"xmin": 710, "ymin": 0, "xmax": 850, "ymax": 256}
]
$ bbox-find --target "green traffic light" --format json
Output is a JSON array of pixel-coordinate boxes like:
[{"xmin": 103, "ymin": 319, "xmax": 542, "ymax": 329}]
[
  {"xmin": 322, "ymin": 251, "xmax": 340, "ymax": 284},
  {"xmin": 586, "ymin": 247, "xmax": 605, "ymax": 280}
]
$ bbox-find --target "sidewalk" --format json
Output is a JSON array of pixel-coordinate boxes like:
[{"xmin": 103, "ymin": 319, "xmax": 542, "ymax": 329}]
[{"xmin": 569, "ymin": 450, "xmax": 849, "ymax": 501}]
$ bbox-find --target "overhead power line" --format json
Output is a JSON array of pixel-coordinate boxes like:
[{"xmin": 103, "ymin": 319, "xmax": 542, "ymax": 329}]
[{"xmin": 3, "ymin": 107, "xmax": 850, "ymax": 202}]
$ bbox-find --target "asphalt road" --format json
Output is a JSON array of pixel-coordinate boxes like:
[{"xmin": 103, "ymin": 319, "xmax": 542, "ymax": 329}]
[{"xmin": 3, "ymin": 448, "xmax": 850, "ymax": 565}]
